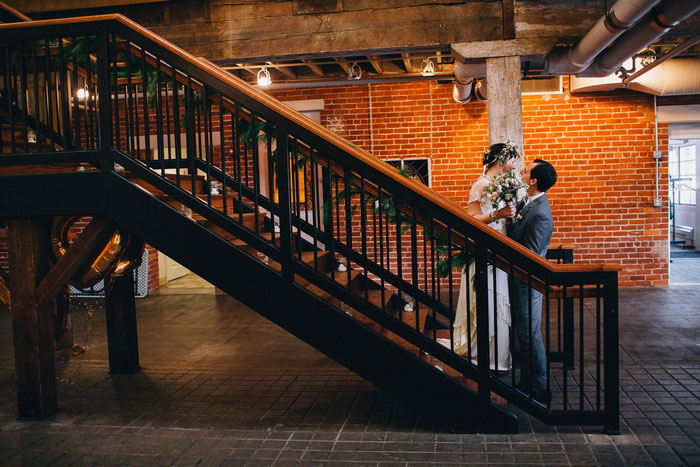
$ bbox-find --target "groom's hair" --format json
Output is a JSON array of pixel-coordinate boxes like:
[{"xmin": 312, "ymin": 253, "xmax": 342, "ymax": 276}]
[{"xmin": 531, "ymin": 159, "xmax": 557, "ymax": 192}]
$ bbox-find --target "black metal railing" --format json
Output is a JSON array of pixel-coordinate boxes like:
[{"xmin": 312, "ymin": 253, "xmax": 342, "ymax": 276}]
[{"xmin": 0, "ymin": 15, "xmax": 620, "ymax": 432}]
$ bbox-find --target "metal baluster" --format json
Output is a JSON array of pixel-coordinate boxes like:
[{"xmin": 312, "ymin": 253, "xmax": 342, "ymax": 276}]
[
  {"xmin": 360, "ymin": 177, "xmax": 368, "ymax": 300},
  {"xmin": 411, "ymin": 209, "xmax": 418, "ymax": 329},
  {"xmin": 527, "ymin": 274, "xmax": 534, "ymax": 397},
  {"xmin": 202, "ymin": 85, "xmax": 211, "ymax": 205},
  {"xmin": 234, "ymin": 105, "xmax": 243, "ymax": 226},
  {"xmin": 140, "ymin": 45, "xmax": 150, "ymax": 167},
  {"xmin": 474, "ymin": 246, "xmax": 491, "ymax": 404},
  {"xmin": 510, "ymin": 262, "xmax": 516, "ymax": 386},
  {"xmin": 377, "ymin": 187, "xmax": 385, "ymax": 309},
  {"xmin": 447, "ymin": 229, "xmax": 454, "ymax": 351},
  {"xmin": 125, "ymin": 41, "xmax": 135, "ymax": 157},
  {"xmin": 44, "ymin": 39, "xmax": 55, "ymax": 150},
  {"xmin": 395, "ymin": 195, "xmax": 402, "ymax": 321},
  {"xmin": 156, "ymin": 59, "xmax": 166, "ymax": 171},
  {"xmin": 251, "ymin": 115, "xmax": 260, "ymax": 233},
  {"xmin": 545, "ymin": 280, "xmax": 551, "ymax": 406},
  {"xmin": 3, "ymin": 42, "xmax": 16, "ymax": 152},
  {"xmin": 164, "ymin": 61, "xmax": 172, "ymax": 171},
  {"xmin": 96, "ymin": 30, "xmax": 113, "ymax": 171},
  {"xmin": 70, "ymin": 37, "xmax": 80, "ymax": 149},
  {"xmin": 492, "ymin": 251, "xmax": 498, "ymax": 372},
  {"xmin": 603, "ymin": 274, "xmax": 619, "ymax": 434},
  {"xmin": 344, "ymin": 167, "xmax": 352, "ymax": 289},
  {"xmin": 85, "ymin": 36, "xmax": 94, "ymax": 150},
  {"xmin": 266, "ymin": 128, "xmax": 275, "ymax": 244},
  {"xmin": 185, "ymin": 76, "xmax": 196, "ymax": 196},
  {"xmin": 430, "ymin": 218, "xmax": 437, "ymax": 340},
  {"xmin": 32, "ymin": 40, "xmax": 40, "ymax": 151},
  {"xmin": 579, "ymin": 283, "xmax": 585, "ymax": 411},
  {"xmin": 219, "ymin": 95, "xmax": 226, "ymax": 216},
  {"xmin": 19, "ymin": 41, "xmax": 28, "ymax": 152},
  {"xmin": 171, "ymin": 65, "xmax": 181, "ymax": 186},
  {"xmin": 596, "ymin": 283, "xmax": 601, "ymax": 411},
  {"xmin": 562, "ymin": 284, "xmax": 568, "ymax": 409},
  {"xmin": 110, "ymin": 34, "xmax": 119, "ymax": 152},
  {"xmin": 310, "ymin": 150, "xmax": 319, "ymax": 270},
  {"xmin": 275, "ymin": 124, "xmax": 293, "ymax": 282}
]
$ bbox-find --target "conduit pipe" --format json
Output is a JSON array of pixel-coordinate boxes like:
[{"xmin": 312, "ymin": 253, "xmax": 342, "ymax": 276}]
[
  {"xmin": 453, "ymin": 77, "xmax": 474, "ymax": 104},
  {"xmin": 545, "ymin": 0, "xmax": 660, "ymax": 75},
  {"xmin": 581, "ymin": 0, "xmax": 700, "ymax": 77}
]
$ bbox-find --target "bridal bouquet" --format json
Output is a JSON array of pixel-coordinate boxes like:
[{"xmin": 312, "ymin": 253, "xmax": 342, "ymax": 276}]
[{"xmin": 485, "ymin": 170, "xmax": 528, "ymax": 221}]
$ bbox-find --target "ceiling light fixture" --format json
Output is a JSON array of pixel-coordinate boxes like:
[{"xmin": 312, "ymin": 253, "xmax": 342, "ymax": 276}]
[
  {"xmin": 421, "ymin": 59, "xmax": 435, "ymax": 77},
  {"xmin": 348, "ymin": 62, "xmax": 362, "ymax": 80},
  {"xmin": 257, "ymin": 67, "xmax": 272, "ymax": 86}
]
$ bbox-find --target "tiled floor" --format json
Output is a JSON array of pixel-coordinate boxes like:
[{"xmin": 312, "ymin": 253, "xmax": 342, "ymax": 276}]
[{"xmin": 0, "ymin": 284, "xmax": 698, "ymax": 465}]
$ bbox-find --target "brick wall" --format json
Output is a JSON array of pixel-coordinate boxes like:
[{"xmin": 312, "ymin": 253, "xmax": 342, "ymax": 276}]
[{"xmin": 271, "ymin": 78, "xmax": 676, "ymax": 287}]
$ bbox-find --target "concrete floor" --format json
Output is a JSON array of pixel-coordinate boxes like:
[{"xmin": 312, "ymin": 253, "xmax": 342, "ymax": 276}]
[{"xmin": 0, "ymin": 276, "xmax": 698, "ymax": 465}]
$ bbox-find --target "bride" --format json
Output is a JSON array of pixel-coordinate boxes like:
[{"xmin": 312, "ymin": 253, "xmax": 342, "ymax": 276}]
[{"xmin": 453, "ymin": 142, "xmax": 519, "ymax": 371}]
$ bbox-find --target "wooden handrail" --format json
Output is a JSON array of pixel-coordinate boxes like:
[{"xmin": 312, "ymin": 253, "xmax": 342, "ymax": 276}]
[
  {"xmin": 0, "ymin": 15, "xmax": 620, "ymax": 279},
  {"xmin": 0, "ymin": 1, "xmax": 30, "ymax": 22}
]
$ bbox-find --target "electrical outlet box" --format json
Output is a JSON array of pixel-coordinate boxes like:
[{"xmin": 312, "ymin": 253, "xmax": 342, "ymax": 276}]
[
  {"xmin": 653, "ymin": 150, "xmax": 663, "ymax": 160},
  {"xmin": 653, "ymin": 198, "xmax": 662, "ymax": 207}
]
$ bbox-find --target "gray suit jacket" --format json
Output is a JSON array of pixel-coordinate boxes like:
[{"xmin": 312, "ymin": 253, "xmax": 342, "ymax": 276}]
[{"xmin": 507, "ymin": 194, "xmax": 553, "ymax": 257}]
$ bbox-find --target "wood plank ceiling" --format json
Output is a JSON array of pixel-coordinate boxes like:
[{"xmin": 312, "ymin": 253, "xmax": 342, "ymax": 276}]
[{"xmin": 6, "ymin": 0, "xmax": 700, "ymax": 87}]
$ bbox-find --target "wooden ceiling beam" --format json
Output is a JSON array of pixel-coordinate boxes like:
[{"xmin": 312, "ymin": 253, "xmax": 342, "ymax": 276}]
[
  {"xmin": 369, "ymin": 56, "xmax": 383, "ymax": 74},
  {"xmin": 267, "ymin": 61, "xmax": 296, "ymax": 79},
  {"xmin": 303, "ymin": 59, "xmax": 324, "ymax": 77},
  {"xmin": 401, "ymin": 53, "xmax": 413, "ymax": 73},
  {"xmin": 335, "ymin": 57, "xmax": 351, "ymax": 74}
]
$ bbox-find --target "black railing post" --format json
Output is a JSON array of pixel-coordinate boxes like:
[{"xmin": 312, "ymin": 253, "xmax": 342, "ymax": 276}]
[
  {"xmin": 473, "ymin": 246, "xmax": 491, "ymax": 406},
  {"xmin": 275, "ymin": 123, "xmax": 293, "ymax": 282},
  {"xmin": 96, "ymin": 30, "xmax": 113, "ymax": 172},
  {"xmin": 603, "ymin": 271, "xmax": 620, "ymax": 434}
]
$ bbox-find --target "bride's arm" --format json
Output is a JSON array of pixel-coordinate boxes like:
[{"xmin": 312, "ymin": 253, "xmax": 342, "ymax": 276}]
[{"xmin": 467, "ymin": 202, "xmax": 516, "ymax": 224}]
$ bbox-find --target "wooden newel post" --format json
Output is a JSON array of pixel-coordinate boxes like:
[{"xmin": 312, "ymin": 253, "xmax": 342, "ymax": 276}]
[
  {"xmin": 7, "ymin": 218, "xmax": 58, "ymax": 420},
  {"xmin": 104, "ymin": 272, "xmax": 140, "ymax": 374}
]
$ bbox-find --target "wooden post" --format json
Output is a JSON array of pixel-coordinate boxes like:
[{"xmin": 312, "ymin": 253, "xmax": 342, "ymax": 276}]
[
  {"xmin": 486, "ymin": 55, "xmax": 523, "ymax": 169},
  {"xmin": 6, "ymin": 218, "xmax": 57, "ymax": 420},
  {"xmin": 104, "ymin": 273, "xmax": 140, "ymax": 374}
]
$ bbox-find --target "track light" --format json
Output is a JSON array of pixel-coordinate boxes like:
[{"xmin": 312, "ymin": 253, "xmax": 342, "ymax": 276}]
[
  {"xmin": 421, "ymin": 59, "xmax": 435, "ymax": 77},
  {"xmin": 347, "ymin": 62, "xmax": 362, "ymax": 80},
  {"xmin": 257, "ymin": 67, "xmax": 271, "ymax": 87}
]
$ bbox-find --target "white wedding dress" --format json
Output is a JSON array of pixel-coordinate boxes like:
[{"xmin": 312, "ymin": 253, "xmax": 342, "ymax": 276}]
[{"xmin": 451, "ymin": 174, "xmax": 511, "ymax": 371}]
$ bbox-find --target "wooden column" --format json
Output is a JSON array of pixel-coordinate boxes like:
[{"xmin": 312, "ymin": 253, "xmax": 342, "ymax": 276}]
[
  {"xmin": 6, "ymin": 218, "xmax": 57, "ymax": 420},
  {"xmin": 486, "ymin": 55, "xmax": 523, "ymax": 168},
  {"xmin": 104, "ymin": 273, "xmax": 140, "ymax": 374}
]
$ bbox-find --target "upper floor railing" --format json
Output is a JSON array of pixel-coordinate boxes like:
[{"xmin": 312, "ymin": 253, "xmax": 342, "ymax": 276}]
[{"xmin": 0, "ymin": 15, "xmax": 620, "ymax": 432}]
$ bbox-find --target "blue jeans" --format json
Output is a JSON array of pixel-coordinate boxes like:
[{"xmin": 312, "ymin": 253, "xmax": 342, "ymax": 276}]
[{"xmin": 511, "ymin": 279, "xmax": 547, "ymax": 391}]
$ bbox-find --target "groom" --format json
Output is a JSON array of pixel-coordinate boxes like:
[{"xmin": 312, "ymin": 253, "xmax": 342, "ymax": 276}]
[{"xmin": 507, "ymin": 159, "xmax": 557, "ymax": 404}]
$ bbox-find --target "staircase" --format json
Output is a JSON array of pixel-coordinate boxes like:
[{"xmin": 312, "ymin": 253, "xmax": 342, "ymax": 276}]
[{"xmin": 0, "ymin": 12, "xmax": 620, "ymax": 433}]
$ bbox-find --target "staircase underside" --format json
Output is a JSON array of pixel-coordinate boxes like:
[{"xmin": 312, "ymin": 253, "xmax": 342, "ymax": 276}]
[{"xmin": 0, "ymin": 163, "xmax": 519, "ymax": 433}]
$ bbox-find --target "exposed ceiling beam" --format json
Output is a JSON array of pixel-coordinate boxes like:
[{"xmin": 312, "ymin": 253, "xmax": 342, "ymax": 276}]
[
  {"xmin": 369, "ymin": 56, "xmax": 383, "ymax": 74},
  {"xmin": 303, "ymin": 59, "xmax": 325, "ymax": 77},
  {"xmin": 267, "ymin": 61, "xmax": 296, "ymax": 79},
  {"xmin": 401, "ymin": 53, "xmax": 413, "ymax": 73},
  {"xmin": 335, "ymin": 57, "xmax": 351, "ymax": 74}
]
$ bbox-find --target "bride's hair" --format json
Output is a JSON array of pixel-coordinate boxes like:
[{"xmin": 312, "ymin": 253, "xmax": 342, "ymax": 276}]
[{"xmin": 483, "ymin": 141, "xmax": 518, "ymax": 167}]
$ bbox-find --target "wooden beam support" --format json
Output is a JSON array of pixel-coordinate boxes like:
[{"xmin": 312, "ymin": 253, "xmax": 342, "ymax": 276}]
[
  {"xmin": 369, "ymin": 56, "xmax": 383, "ymax": 74},
  {"xmin": 335, "ymin": 57, "xmax": 350, "ymax": 74},
  {"xmin": 401, "ymin": 53, "xmax": 413, "ymax": 73},
  {"xmin": 104, "ymin": 273, "xmax": 140, "ymax": 374},
  {"xmin": 486, "ymin": 55, "xmax": 523, "ymax": 168},
  {"xmin": 267, "ymin": 61, "xmax": 296, "ymax": 79},
  {"xmin": 303, "ymin": 59, "xmax": 324, "ymax": 77},
  {"xmin": 34, "ymin": 217, "xmax": 113, "ymax": 309},
  {"xmin": 7, "ymin": 218, "xmax": 57, "ymax": 420}
]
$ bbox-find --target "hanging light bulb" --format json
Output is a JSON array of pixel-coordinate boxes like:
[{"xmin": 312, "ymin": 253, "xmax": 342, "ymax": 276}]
[
  {"xmin": 421, "ymin": 58, "xmax": 435, "ymax": 77},
  {"xmin": 347, "ymin": 62, "xmax": 362, "ymax": 80},
  {"xmin": 76, "ymin": 88, "xmax": 89, "ymax": 100},
  {"xmin": 257, "ymin": 67, "xmax": 272, "ymax": 87}
]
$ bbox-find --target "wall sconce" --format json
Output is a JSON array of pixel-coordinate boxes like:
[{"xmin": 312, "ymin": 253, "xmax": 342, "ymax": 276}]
[
  {"xmin": 348, "ymin": 62, "xmax": 362, "ymax": 80},
  {"xmin": 257, "ymin": 67, "xmax": 272, "ymax": 87},
  {"xmin": 76, "ymin": 88, "xmax": 89, "ymax": 100},
  {"xmin": 421, "ymin": 59, "xmax": 435, "ymax": 76}
]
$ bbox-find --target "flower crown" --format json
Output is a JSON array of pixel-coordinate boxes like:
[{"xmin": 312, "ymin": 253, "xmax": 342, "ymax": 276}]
[{"xmin": 483, "ymin": 140, "xmax": 518, "ymax": 166}]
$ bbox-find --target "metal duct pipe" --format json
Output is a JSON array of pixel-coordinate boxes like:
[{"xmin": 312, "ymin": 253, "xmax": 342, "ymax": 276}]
[
  {"xmin": 570, "ymin": 58, "xmax": 700, "ymax": 95},
  {"xmin": 581, "ymin": 0, "xmax": 700, "ymax": 77},
  {"xmin": 452, "ymin": 62, "xmax": 486, "ymax": 104},
  {"xmin": 474, "ymin": 79, "xmax": 488, "ymax": 101},
  {"xmin": 546, "ymin": 0, "xmax": 660, "ymax": 75},
  {"xmin": 453, "ymin": 77, "xmax": 474, "ymax": 104}
]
